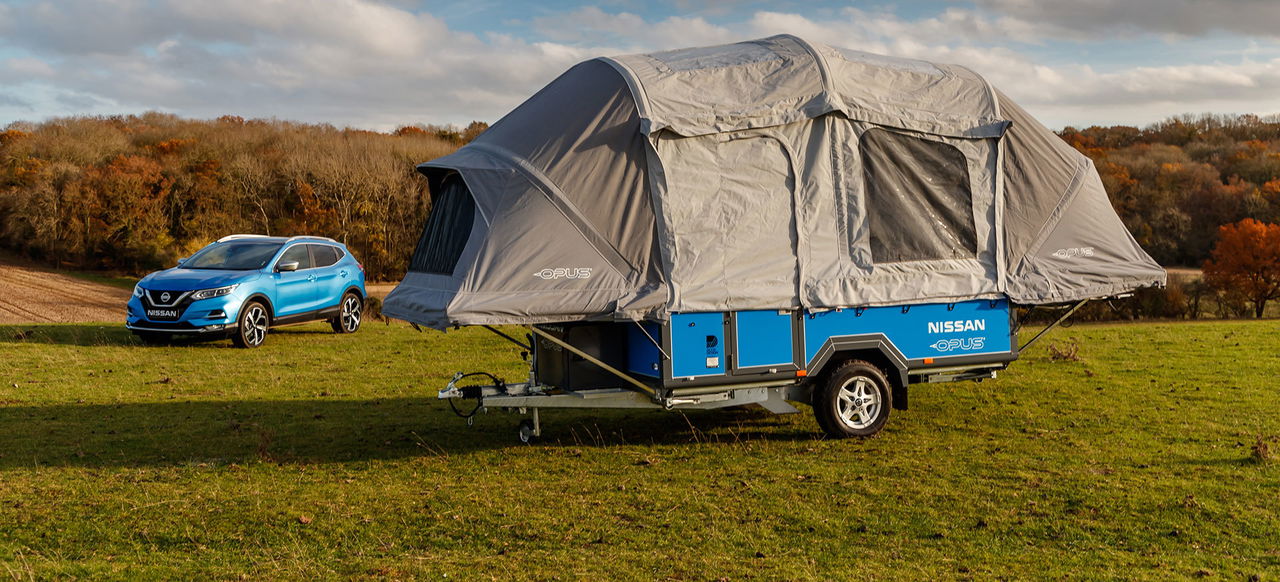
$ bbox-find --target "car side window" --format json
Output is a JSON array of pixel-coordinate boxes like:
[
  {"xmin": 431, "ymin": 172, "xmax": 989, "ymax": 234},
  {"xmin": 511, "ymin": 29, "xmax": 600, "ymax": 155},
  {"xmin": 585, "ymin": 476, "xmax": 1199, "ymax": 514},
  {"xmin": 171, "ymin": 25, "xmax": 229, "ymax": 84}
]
[
  {"xmin": 311, "ymin": 245, "xmax": 340, "ymax": 268},
  {"xmin": 278, "ymin": 244, "xmax": 313, "ymax": 270}
]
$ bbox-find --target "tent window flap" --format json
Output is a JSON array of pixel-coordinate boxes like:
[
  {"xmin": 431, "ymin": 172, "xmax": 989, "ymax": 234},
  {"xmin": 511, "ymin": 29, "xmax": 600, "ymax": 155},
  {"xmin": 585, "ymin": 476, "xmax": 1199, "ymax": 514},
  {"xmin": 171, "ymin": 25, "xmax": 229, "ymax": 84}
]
[
  {"xmin": 860, "ymin": 128, "xmax": 977, "ymax": 263},
  {"xmin": 410, "ymin": 175, "xmax": 476, "ymax": 275}
]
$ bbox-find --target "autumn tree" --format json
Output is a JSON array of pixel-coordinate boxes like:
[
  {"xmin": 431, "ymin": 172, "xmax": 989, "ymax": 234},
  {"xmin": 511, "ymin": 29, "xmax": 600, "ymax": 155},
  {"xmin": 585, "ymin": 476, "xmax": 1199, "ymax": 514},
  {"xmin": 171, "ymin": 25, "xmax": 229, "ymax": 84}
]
[
  {"xmin": 9, "ymin": 109, "xmax": 1275, "ymax": 283},
  {"xmin": 0, "ymin": 113, "xmax": 458, "ymax": 278},
  {"xmin": 1203, "ymin": 218, "xmax": 1280, "ymax": 318}
]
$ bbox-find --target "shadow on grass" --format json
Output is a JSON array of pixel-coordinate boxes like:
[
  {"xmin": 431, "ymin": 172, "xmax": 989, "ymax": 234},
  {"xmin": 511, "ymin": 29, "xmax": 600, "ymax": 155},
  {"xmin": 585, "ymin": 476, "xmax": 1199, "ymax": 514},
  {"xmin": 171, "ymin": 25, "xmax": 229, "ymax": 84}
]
[
  {"xmin": 1, "ymin": 324, "xmax": 143, "ymax": 347},
  {"xmin": 0, "ymin": 397, "xmax": 816, "ymax": 469},
  {"xmin": 0, "ymin": 324, "xmax": 338, "ymax": 348}
]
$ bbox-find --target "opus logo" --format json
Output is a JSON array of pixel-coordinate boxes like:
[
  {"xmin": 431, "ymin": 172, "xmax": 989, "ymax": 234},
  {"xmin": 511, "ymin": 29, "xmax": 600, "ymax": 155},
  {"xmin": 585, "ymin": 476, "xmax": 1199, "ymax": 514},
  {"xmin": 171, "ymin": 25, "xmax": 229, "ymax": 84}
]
[
  {"xmin": 533, "ymin": 267, "xmax": 592, "ymax": 280},
  {"xmin": 929, "ymin": 337, "xmax": 986, "ymax": 352},
  {"xmin": 1051, "ymin": 247, "xmax": 1095, "ymax": 259}
]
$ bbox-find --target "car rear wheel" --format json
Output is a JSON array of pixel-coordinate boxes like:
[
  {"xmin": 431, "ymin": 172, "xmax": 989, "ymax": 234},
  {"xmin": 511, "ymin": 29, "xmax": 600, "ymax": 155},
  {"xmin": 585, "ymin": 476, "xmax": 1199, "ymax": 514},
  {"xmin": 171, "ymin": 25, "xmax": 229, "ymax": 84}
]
[
  {"xmin": 233, "ymin": 301, "xmax": 270, "ymax": 348},
  {"xmin": 813, "ymin": 359, "xmax": 892, "ymax": 438},
  {"xmin": 330, "ymin": 292, "xmax": 362, "ymax": 334}
]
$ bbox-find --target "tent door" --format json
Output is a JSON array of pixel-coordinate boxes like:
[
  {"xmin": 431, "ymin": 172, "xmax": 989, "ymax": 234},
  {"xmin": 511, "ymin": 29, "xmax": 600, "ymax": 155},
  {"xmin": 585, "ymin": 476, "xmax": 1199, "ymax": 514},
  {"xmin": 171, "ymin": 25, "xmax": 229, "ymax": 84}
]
[{"xmin": 656, "ymin": 132, "xmax": 800, "ymax": 310}]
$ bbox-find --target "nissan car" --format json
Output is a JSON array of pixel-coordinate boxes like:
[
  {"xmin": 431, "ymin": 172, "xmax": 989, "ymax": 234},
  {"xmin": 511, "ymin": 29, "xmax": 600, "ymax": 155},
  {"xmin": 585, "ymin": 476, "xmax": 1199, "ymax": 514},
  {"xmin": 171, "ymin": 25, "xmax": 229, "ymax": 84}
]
[{"xmin": 126, "ymin": 235, "xmax": 367, "ymax": 347}]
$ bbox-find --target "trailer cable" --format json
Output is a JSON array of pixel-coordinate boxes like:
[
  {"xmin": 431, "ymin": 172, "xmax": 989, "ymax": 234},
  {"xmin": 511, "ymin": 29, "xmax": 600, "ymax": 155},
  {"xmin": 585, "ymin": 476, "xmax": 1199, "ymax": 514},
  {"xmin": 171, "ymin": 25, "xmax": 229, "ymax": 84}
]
[{"xmin": 447, "ymin": 372, "xmax": 503, "ymax": 423}]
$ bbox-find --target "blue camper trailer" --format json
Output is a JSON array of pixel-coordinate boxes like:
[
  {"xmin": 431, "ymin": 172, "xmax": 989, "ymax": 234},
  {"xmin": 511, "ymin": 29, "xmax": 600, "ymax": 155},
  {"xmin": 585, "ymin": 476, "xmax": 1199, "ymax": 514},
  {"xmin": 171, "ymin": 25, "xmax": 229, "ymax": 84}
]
[
  {"xmin": 440, "ymin": 299, "xmax": 1029, "ymax": 441},
  {"xmin": 386, "ymin": 36, "xmax": 1164, "ymax": 441}
]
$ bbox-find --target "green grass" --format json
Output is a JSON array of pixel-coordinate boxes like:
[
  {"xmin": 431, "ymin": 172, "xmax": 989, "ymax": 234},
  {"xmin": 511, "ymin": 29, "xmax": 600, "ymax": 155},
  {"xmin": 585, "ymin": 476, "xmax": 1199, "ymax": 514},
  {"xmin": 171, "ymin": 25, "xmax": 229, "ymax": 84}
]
[{"xmin": 0, "ymin": 320, "xmax": 1277, "ymax": 580}]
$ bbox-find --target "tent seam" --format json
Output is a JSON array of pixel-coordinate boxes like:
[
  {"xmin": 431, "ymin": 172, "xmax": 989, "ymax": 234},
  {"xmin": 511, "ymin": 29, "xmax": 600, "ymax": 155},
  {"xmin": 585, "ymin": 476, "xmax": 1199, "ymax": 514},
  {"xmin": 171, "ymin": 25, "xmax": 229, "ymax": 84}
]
[
  {"xmin": 465, "ymin": 142, "xmax": 639, "ymax": 282},
  {"xmin": 597, "ymin": 57, "xmax": 653, "ymax": 133},
  {"xmin": 1010, "ymin": 156, "xmax": 1091, "ymax": 277}
]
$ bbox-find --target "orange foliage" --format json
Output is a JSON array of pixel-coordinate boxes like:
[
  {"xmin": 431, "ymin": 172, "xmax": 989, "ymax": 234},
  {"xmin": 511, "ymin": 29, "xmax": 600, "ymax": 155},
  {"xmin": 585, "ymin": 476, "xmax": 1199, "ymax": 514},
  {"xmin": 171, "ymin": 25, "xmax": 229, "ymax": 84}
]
[
  {"xmin": 394, "ymin": 125, "xmax": 429, "ymax": 137},
  {"xmin": 1203, "ymin": 218, "xmax": 1280, "ymax": 317},
  {"xmin": 0, "ymin": 129, "xmax": 30, "ymax": 147},
  {"xmin": 152, "ymin": 138, "xmax": 195, "ymax": 156},
  {"xmin": 290, "ymin": 180, "xmax": 339, "ymax": 235},
  {"xmin": 0, "ymin": 113, "xmax": 459, "ymax": 276},
  {"xmin": 13, "ymin": 157, "xmax": 47, "ymax": 185}
]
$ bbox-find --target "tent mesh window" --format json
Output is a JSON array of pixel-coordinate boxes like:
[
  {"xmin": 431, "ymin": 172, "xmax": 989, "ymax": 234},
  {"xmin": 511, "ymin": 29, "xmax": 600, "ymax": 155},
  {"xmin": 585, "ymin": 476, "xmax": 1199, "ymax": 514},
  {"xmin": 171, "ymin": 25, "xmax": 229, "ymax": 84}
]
[
  {"xmin": 410, "ymin": 174, "xmax": 475, "ymax": 275},
  {"xmin": 859, "ymin": 128, "xmax": 977, "ymax": 263}
]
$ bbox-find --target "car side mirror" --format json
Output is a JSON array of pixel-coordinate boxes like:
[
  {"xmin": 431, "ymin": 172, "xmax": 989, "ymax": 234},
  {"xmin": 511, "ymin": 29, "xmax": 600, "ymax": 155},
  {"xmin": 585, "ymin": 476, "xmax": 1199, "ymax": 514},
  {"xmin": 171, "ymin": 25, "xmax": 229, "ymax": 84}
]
[{"xmin": 276, "ymin": 261, "xmax": 299, "ymax": 272}]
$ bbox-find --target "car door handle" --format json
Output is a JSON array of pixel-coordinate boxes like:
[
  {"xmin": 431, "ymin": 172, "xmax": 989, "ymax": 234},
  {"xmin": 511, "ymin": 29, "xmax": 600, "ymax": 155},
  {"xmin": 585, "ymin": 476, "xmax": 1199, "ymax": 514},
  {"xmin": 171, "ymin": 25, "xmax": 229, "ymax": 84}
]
[{"xmin": 339, "ymin": 270, "xmax": 348, "ymax": 278}]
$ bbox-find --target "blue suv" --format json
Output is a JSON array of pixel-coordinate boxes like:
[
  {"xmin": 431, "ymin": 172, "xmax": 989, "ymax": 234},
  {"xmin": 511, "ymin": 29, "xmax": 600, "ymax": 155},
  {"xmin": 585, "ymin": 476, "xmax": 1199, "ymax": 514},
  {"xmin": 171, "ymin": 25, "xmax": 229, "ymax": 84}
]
[{"xmin": 126, "ymin": 235, "xmax": 367, "ymax": 348}]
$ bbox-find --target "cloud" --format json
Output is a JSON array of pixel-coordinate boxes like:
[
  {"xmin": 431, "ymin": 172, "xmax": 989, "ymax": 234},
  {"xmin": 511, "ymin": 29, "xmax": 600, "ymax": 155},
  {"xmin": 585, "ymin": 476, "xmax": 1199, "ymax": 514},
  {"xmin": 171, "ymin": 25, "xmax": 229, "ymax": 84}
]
[
  {"xmin": 0, "ymin": 0, "xmax": 601, "ymax": 128},
  {"xmin": 531, "ymin": 7, "xmax": 734, "ymax": 51},
  {"xmin": 0, "ymin": 92, "xmax": 33, "ymax": 109},
  {"xmin": 7, "ymin": 0, "xmax": 174, "ymax": 55},
  {"xmin": 0, "ymin": 1, "xmax": 1276, "ymax": 130},
  {"xmin": 3, "ymin": 58, "xmax": 57, "ymax": 78},
  {"xmin": 976, "ymin": 0, "xmax": 1280, "ymax": 39},
  {"xmin": 737, "ymin": 9, "xmax": 1280, "ymax": 126}
]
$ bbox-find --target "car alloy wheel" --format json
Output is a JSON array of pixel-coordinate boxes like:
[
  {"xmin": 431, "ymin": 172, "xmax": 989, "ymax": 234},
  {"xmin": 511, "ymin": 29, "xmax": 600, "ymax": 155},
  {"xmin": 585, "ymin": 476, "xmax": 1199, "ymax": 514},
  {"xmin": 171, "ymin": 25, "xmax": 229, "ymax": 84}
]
[
  {"xmin": 340, "ymin": 294, "xmax": 361, "ymax": 332},
  {"xmin": 235, "ymin": 302, "xmax": 269, "ymax": 348}
]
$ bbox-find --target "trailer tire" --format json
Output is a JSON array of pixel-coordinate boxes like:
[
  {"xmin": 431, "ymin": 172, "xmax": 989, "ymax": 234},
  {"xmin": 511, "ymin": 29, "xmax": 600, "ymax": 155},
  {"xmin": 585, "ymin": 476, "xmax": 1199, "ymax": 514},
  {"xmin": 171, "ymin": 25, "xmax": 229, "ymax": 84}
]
[
  {"xmin": 517, "ymin": 419, "xmax": 538, "ymax": 444},
  {"xmin": 814, "ymin": 359, "xmax": 892, "ymax": 438}
]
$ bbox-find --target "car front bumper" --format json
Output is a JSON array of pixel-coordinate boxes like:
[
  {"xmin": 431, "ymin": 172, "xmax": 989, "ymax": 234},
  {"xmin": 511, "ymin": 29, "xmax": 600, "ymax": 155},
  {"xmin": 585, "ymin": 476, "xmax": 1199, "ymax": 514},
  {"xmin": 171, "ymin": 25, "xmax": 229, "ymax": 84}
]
[
  {"xmin": 125, "ymin": 321, "xmax": 238, "ymax": 334},
  {"xmin": 126, "ymin": 294, "xmax": 242, "ymax": 335}
]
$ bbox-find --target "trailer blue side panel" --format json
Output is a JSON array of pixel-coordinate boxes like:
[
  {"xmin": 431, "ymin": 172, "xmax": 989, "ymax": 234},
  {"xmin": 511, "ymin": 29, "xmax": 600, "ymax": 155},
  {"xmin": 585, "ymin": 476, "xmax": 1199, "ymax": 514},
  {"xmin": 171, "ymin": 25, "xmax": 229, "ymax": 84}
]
[
  {"xmin": 627, "ymin": 322, "xmax": 662, "ymax": 377},
  {"xmin": 734, "ymin": 310, "xmax": 794, "ymax": 368},
  {"xmin": 671, "ymin": 312, "xmax": 725, "ymax": 378},
  {"xmin": 802, "ymin": 299, "xmax": 1011, "ymax": 364}
]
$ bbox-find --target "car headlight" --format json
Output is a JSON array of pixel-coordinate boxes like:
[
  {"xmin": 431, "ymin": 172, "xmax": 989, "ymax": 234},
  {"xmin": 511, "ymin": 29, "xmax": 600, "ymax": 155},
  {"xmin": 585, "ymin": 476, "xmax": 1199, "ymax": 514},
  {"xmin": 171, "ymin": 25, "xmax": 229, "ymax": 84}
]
[
  {"xmin": 190, "ymin": 284, "xmax": 238, "ymax": 300},
  {"xmin": 133, "ymin": 284, "xmax": 144, "ymax": 298}
]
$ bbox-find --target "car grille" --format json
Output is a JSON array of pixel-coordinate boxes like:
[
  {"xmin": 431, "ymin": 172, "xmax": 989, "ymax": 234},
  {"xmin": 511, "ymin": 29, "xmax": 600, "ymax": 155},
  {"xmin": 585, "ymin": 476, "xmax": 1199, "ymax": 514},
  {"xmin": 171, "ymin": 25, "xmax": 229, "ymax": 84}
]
[{"xmin": 141, "ymin": 290, "xmax": 196, "ymax": 321}]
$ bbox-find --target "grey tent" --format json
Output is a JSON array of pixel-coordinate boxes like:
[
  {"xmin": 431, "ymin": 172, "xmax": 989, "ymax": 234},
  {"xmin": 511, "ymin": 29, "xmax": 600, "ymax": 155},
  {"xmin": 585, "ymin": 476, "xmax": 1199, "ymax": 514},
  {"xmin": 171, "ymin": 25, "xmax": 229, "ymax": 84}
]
[{"xmin": 383, "ymin": 35, "xmax": 1165, "ymax": 329}]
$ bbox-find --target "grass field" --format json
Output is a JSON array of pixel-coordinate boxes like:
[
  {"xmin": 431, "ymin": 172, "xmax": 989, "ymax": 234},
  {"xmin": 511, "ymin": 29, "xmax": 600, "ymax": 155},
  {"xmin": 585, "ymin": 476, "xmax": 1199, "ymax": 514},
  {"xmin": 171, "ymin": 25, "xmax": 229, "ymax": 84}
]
[{"xmin": 1, "ymin": 319, "xmax": 1277, "ymax": 580}]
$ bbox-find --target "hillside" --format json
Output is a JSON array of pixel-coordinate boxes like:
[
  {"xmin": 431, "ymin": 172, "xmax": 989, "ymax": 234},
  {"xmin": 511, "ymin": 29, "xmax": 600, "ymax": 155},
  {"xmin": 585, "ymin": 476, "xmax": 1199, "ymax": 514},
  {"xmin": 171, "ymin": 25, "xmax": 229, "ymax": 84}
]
[{"xmin": 1, "ymin": 112, "xmax": 1278, "ymax": 286}]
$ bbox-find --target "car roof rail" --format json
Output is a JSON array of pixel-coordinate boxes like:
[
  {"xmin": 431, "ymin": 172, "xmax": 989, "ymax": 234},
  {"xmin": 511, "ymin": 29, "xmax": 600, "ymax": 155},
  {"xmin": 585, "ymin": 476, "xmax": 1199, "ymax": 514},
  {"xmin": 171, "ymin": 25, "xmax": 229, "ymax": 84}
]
[
  {"xmin": 216, "ymin": 234, "xmax": 274, "ymax": 243},
  {"xmin": 214, "ymin": 234, "xmax": 340, "ymax": 244},
  {"xmin": 286, "ymin": 235, "xmax": 340, "ymax": 244}
]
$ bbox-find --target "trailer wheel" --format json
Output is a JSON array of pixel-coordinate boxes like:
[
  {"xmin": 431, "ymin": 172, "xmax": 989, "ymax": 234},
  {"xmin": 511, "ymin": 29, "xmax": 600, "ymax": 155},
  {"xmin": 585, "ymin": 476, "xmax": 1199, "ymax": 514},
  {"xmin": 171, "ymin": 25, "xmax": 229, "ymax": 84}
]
[
  {"xmin": 517, "ymin": 419, "xmax": 538, "ymax": 444},
  {"xmin": 814, "ymin": 359, "xmax": 892, "ymax": 438}
]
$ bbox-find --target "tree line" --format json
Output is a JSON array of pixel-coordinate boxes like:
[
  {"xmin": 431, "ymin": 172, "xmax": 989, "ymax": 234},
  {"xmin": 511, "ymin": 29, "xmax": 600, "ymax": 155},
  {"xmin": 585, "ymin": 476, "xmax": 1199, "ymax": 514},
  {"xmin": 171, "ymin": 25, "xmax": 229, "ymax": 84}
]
[
  {"xmin": 0, "ymin": 112, "xmax": 484, "ymax": 281},
  {"xmin": 1059, "ymin": 113, "xmax": 1280, "ymax": 266},
  {"xmin": 0, "ymin": 111, "xmax": 1277, "ymax": 290}
]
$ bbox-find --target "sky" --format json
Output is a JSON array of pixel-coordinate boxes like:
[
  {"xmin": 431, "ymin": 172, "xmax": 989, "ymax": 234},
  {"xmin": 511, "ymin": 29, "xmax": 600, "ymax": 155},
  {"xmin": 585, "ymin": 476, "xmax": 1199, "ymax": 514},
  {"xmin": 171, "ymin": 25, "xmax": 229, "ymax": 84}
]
[{"xmin": 0, "ymin": 0, "xmax": 1278, "ymax": 131}]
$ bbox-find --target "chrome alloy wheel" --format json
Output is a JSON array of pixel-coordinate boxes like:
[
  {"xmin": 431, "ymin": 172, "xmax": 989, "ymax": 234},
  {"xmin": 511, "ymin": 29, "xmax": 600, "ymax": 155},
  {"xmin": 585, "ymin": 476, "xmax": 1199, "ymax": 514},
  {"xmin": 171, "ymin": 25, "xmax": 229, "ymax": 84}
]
[
  {"xmin": 243, "ymin": 304, "xmax": 268, "ymax": 346},
  {"xmin": 836, "ymin": 375, "xmax": 881, "ymax": 430},
  {"xmin": 340, "ymin": 295, "xmax": 361, "ymax": 332}
]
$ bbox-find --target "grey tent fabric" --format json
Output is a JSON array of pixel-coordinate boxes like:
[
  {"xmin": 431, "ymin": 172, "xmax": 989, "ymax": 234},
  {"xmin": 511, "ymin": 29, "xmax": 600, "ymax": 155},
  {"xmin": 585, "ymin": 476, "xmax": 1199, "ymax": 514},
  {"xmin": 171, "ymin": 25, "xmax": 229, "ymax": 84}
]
[{"xmin": 383, "ymin": 35, "xmax": 1165, "ymax": 329}]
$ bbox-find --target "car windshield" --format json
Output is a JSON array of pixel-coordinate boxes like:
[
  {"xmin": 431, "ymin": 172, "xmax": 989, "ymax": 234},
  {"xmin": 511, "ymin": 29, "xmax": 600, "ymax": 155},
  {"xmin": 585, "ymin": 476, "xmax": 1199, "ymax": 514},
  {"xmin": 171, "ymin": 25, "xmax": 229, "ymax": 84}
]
[{"xmin": 183, "ymin": 242, "xmax": 282, "ymax": 270}]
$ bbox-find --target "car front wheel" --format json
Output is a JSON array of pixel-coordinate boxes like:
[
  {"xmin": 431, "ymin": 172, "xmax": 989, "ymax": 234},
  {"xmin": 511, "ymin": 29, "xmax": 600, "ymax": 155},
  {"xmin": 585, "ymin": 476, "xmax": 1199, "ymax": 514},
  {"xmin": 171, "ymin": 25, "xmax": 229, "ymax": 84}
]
[
  {"xmin": 330, "ymin": 292, "xmax": 362, "ymax": 334},
  {"xmin": 233, "ymin": 301, "xmax": 270, "ymax": 348}
]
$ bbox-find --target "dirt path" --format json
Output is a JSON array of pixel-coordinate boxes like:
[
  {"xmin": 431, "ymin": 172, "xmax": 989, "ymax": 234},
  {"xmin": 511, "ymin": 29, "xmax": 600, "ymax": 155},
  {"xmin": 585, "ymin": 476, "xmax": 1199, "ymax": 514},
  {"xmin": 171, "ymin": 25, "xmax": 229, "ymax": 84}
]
[
  {"xmin": 366, "ymin": 283, "xmax": 396, "ymax": 300},
  {"xmin": 0, "ymin": 263, "xmax": 132, "ymax": 324}
]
